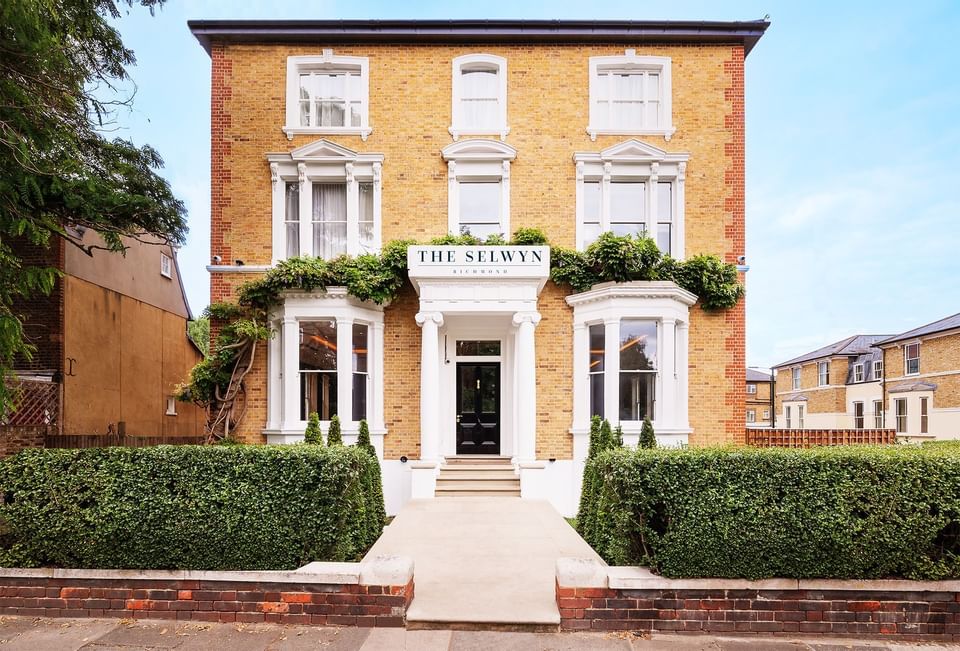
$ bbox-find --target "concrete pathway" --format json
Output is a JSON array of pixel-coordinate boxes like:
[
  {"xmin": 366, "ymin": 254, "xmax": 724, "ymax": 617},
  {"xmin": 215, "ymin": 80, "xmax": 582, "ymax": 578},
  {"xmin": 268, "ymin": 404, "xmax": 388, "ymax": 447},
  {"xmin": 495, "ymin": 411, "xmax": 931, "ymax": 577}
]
[
  {"xmin": 0, "ymin": 617, "xmax": 955, "ymax": 649},
  {"xmin": 364, "ymin": 497, "xmax": 601, "ymax": 628}
]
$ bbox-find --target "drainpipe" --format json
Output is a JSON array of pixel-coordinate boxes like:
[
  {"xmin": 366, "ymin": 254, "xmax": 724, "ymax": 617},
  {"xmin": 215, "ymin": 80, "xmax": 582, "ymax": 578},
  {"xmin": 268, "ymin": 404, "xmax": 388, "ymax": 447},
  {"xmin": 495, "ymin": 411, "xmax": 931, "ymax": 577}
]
[{"xmin": 770, "ymin": 370, "xmax": 776, "ymax": 428}]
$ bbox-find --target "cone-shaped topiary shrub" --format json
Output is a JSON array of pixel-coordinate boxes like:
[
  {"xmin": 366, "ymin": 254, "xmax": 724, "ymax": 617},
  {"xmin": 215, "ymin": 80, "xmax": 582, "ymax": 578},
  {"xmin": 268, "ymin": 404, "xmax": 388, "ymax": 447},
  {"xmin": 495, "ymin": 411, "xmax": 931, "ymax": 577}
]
[
  {"xmin": 304, "ymin": 412, "xmax": 323, "ymax": 445},
  {"xmin": 638, "ymin": 416, "xmax": 656, "ymax": 449},
  {"xmin": 354, "ymin": 419, "xmax": 387, "ymax": 542},
  {"xmin": 327, "ymin": 415, "xmax": 342, "ymax": 446}
]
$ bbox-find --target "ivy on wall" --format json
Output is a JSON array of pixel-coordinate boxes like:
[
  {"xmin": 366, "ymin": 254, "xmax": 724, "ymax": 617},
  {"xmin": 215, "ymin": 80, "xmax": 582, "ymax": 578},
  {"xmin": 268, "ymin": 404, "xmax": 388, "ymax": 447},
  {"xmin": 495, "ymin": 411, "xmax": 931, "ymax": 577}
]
[{"xmin": 179, "ymin": 230, "xmax": 743, "ymax": 440}]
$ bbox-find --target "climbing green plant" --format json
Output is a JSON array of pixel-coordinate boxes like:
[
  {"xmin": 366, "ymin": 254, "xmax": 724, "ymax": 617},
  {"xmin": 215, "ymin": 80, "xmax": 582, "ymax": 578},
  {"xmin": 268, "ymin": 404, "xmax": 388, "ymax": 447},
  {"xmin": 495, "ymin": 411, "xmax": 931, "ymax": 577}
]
[{"xmin": 180, "ymin": 228, "xmax": 742, "ymax": 441}]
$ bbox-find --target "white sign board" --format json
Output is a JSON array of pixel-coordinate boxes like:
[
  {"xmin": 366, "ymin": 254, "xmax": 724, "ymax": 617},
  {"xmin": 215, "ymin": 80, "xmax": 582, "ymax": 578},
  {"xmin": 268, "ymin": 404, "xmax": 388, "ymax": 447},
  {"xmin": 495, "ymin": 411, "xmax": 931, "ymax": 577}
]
[{"xmin": 407, "ymin": 246, "xmax": 551, "ymax": 280}]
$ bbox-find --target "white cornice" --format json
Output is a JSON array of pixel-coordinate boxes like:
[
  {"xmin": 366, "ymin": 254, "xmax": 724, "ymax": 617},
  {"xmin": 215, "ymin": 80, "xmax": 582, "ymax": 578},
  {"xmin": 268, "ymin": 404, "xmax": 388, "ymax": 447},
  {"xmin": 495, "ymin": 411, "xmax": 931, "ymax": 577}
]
[
  {"xmin": 565, "ymin": 280, "xmax": 697, "ymax": 308},
  {"xmin": 573, "ymin": 138, "xmax": 689, "ymax": 165},
  {"xmin": 266, "ymin": 138, "xmax": 384, "ymax": 165},
  {"xmin": 442, "ymin": 138, "xmax": 517, "ymax": 161}
]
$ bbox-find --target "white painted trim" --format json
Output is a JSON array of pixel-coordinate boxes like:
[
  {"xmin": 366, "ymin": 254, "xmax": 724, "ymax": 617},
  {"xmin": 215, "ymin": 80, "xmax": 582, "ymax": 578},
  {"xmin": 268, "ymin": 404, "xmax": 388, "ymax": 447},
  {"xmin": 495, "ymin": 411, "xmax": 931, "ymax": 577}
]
[
  {"xmin": 573, "ymin": 139, "xmax": 688, "ymax": 256},
  {"xmin": 284, "ymin": 53, "xmax": 371, "ymax": 141},
  {"xmin": 442, "ymin": 139, "xmax": 517, "ymax": 238},
  {"xmin": 449, "ymin": 53, "xmax": 509, "ymax": 141},
  {"xmin": 586, "ymin": 51, "xmax": 675, "ymax": 141},
  {"xmin": 206, "ymin": 265, "xmax": 273, "ymax": 273}
]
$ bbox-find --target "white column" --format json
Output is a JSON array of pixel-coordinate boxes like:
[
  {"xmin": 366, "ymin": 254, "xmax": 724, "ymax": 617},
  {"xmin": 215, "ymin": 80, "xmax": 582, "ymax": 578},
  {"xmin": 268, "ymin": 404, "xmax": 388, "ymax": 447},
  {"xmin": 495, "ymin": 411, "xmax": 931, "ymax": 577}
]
[
  {"xmin": 416, "ymin": 311, "xmax": 444, "ymax": 461},
  {"xmin": 447, "ymin": 161, "xmax": 458, "ymax": 235},
  {"xmin": 574, "ymin": 161, "xmax": 584, "ymax": 249},
  {"xmin": 677, "ymin": 320, "xmax": 690, "ymax": 430},
  {"xmin": 603, "ymin": 318, "xmax": 620, "ymax": 425},
  {"xmin": 513, "ymin": 311, "xmax": 541, "ymax": 462},
  {"xmin": 659, "ymin": 318, "xmax": 676, "ymax": 429},
  {"xmin": 267, "ymin": 320, "xmax": 282, "ymax": 430},
  {"xmin": 571, "ymin": 323, "xmax": 589, "ymax": 432},
  {"xmin": 676, "ymin": 162, "xmax": 687, "ymax": 260},
  {"xmin": 345, "ymin": 163, "xmax": 359, "ymax": 255},
  {"xmin": 281, "ymin": 317, "xmax": 300, "ymax": 430},
  {"xmin": 501, "ymin": 160, "xmax": 511, "ymax": 237},
  {"xmin": 336, "ymin": 317, "xmax": 353, "ymax": 423},
  {"xmin": 269, "ymin": 163, "xmax": 283, "ymax": 264},
  {"xmin": 371, "ymin": 320, "xmax": 385, "ymax": 433},
  {"xmin": 297, "ymin": 163, "xmax": 311, "ymax": 256},
  {"xmin": 601, "ymin": 162, "xmax": 612, "ymax": 233},
  {"xmin": 372, "ymin": 162, "xmax": 383, "ymax": 251},
  {"xmin": 647, "ymin": 162, "xmax": 659, "ymax": 239}
]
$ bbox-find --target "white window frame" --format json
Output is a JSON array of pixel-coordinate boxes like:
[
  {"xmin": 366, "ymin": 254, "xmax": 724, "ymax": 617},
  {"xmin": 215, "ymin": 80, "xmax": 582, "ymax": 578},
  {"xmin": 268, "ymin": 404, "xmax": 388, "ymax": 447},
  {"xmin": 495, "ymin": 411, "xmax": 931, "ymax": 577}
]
[
  {"xmin": 762, "ymin": 409, "xmax": 770, "ymax": 420},
  {"xmin": 798, "ymin": 404, "xmax": 805, "ymax": 429},
  {"xmin": 568, "ymin": 281, "xmax": 695, "ymax": 440},
  {"xmin": 921, "ymin": 397, "xmax": 929, "ymax": 434},
  {"xmin": 818, "ymin": 361, "xmax": 829, "ymax": 387},
  {"xmin": 265, "ymin": 288, "xmax": 385, "ymax": 455},
  {"xmin": 785, "ymin": 405, "xmax": 792, "ymax": 428},
  {"xmin": 442, "ymin": 139, "xmax": 516, "ymax": 238},
  {"xmin": 746, "ymin": 409, "xmax": 756, "ymax": 423},
  {"xmin": 895, "ymin": 398, "xmax": 908, "ymax": 433},
  {"xmin": 792, "ymin": 367, "xmax": 801, "ymax": 391},
  {"xmin": 873, "ymin": 400, "xmax": 883, "ymax": 428},
  {"xmin": 587, "ymin": 50, "xmax": 675, "ymax": 141},
  {"xmin": 165, "ymin": 396, "xmax": 177, "ymax": 416},
  {"xmin": 747, "ymin": 383, "xmax": 757, "ymax": 394},
  {"xmin": 574, "ymin": 139, "xmax": 687, "ymax": 255},
  {"xmin": 268, "ymin": 139, "xmax": 384, "ymax": 263},
  {"xmin": 450, "ymin": 54, "xmax": 509, "ymax": 141},
  {"xmin": 853, "ymin": 363, "xmax": 864, "ymax": 383},
  {"xmin": 284, "ymin": 52, "xmax": 372, "ymax": 141},
  {"xmin": 160, "ymin": 253, "xmax": 172, "ymax": 278},
  {"xmin": 873, "ymin": 359, "xmax": 883, "ymax": 380},
  {"xmin": 853, "ymin": 401, "xmax": 864, "ymax": 429},
  {"xmin": 904, "ymin": 343, "xmax": 920, "ymax": 376}
]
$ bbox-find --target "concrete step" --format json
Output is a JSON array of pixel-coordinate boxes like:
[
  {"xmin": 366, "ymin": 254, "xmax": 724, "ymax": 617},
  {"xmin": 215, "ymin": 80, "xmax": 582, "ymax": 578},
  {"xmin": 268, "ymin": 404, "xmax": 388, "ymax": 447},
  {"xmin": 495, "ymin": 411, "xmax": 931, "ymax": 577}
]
[
  {"xmin": 435, "ymin": 490, "xmax": 522, "ymax": 497},
  {"xmin": 435, "ymin": 480, "xmax": 519, "ymax": 490},
  {"xmin": 438, "ymin": 470, "xmax": 518, "ymax": 480},
  {"xmin": 439, "ymin": 464, "xmax": 515, "ymax": 472},
  {"xmin": 443, "ymin": 456, "xmax": 513, "ymax": 466},
  {"xmin": 406, "ymin": 619, "xmax": 559, "ymax": 632}
]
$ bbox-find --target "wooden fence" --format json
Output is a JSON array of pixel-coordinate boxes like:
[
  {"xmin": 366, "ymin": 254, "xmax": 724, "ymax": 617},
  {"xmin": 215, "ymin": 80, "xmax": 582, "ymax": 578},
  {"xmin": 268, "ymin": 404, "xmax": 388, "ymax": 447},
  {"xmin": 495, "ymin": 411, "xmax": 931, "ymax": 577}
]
[
  {"xmin": 1, "ymin": 377, "xmax": 60, "ymax": 429},
  {"xmin": 746, "ymin": 428, "xmax": 896, "ymax": 448},
  {"xmin": 44, "ymin": 433, "xmax": 207, "ymax": 449}
]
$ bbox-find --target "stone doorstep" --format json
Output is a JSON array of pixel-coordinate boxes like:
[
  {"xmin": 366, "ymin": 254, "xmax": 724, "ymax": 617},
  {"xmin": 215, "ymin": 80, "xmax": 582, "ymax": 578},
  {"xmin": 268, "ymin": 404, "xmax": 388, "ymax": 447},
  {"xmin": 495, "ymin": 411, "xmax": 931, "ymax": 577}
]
[
  {"xmin": 556, "ymin": 558, "xmax": 960, "ymax": 592},
  {"xmin": 0, "ymin": 555, "xmax": 414, "ymax": 588}
]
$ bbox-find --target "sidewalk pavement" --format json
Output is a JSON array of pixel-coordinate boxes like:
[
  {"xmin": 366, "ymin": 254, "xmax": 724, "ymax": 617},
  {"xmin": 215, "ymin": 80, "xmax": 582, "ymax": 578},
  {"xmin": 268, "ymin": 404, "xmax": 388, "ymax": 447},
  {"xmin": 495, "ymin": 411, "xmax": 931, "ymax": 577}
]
[{"xmin": 0, "ymin": 616, "xmax": 957, "ymax": 650}]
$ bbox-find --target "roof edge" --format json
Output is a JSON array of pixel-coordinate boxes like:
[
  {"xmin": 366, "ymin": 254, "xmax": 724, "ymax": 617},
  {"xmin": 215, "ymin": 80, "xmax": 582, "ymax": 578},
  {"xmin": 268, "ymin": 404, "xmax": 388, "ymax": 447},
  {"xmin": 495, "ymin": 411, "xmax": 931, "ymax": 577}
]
[{"xmin": 187, "ymin": 18, "xmax": 770, "ymax": 57}]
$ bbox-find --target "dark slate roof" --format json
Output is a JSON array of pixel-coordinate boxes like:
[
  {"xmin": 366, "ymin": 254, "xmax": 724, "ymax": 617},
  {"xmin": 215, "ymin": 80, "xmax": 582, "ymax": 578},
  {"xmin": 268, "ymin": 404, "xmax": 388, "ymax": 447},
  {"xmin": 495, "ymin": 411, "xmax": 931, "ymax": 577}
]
[
  {"xmin": 889, "ymin": 381, "xmax": 938, "ymax": 394},
  {"xmin": 746, "ymin": 368, "xmax": 772, "ymax": 382},
  {"xmin": 188, "ymin": 19, "xmax": 770, "ymax": 56},
  {"xmin": 875, "ymin": 312, "xmax": 960, "ymax": 347},
  {"xmin": 774, "ymin": 335, "xmax": 892, "ymax": 369},
  {"xmin": 845, "ymin": 348, "xmax": 884, "ymax": 384}
]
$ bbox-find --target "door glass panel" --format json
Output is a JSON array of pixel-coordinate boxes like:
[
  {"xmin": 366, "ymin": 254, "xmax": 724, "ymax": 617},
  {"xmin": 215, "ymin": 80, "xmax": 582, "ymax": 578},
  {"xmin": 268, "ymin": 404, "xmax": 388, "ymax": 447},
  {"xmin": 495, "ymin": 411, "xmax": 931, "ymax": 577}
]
[
  {"xmin": 456, "ymin": 340, "xmax": 501, "ymax": 356},
  {"xmin": 460, "ymin": 367, "xmax": 477, "ymax": 413},
  {"xmin": 481, "ymin": 366, "xmax": 497, "ymax": 413}
]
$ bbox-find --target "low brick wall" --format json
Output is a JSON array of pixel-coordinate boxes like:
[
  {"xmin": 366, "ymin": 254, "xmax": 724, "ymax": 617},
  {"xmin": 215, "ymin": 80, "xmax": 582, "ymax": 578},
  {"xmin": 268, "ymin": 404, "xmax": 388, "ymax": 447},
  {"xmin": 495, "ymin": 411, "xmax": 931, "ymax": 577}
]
[
  {"xmin": 746, "ymin": 428, "xmax": 896, "ymax": 447},
  {"xmin": 0, "ymin": 557, "xmax": 413, "ymax": 627},
  {"xmin": 0, "ymin": 424, "xmax": 48, "ymax": 457},
  {"xmin": 557, "ymin": 559, "xmax": 960, "ymax": 642}
]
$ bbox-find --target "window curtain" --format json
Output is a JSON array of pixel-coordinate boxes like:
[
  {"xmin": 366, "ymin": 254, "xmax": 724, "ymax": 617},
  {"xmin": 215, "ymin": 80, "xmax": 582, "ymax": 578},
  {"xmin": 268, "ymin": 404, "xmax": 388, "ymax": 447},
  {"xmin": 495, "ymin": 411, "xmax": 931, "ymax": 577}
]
[
  {"xmin": 460, "ymin": 69, "xmax": 498, "ymax": 128},
  {"xmin": 312, "ymin": 184, "xmax": 347, "ymax": 258},
  {"xmin": 284, "ymin": 182, "xmax": 300, "ymax": 258}
]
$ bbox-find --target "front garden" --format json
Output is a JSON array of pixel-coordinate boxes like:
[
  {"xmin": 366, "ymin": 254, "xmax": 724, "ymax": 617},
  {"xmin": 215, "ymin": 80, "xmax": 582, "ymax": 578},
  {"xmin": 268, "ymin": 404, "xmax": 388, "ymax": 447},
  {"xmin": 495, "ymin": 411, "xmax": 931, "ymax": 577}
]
[
  {"xmin": 577, "ymin": 418, "xmax": 960, "ymax": 580},
  {"xmin": 0, "ymin": 417, "xmax": 385, "ymax": 570}
]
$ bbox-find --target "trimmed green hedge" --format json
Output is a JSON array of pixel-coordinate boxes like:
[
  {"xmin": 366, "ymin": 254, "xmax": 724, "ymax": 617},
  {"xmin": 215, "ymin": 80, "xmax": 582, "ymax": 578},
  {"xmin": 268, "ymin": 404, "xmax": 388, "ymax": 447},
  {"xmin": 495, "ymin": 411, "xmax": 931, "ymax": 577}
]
[
  {"xmin": 0, "ymin": 444, "xmax": 386, "ymax": 570},
  {"xmin": 580, "ymin": 445, "xmax": 960, "ymax": 580}
]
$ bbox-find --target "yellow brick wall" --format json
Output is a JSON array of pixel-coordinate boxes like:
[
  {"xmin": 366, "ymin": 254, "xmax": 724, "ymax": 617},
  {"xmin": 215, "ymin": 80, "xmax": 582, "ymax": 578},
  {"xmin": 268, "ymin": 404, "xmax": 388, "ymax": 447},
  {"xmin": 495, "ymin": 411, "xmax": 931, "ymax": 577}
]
[
  {"xmin": 209, "ymin": 41, "xmax": 747, "ymax": 455},
  {"xmin": 774, "ymin": 358, "xmax": 848, "ymax": 418},
  {"xmin": 883, "ymin": 333, "xmax": 960, "ymax": 409}
]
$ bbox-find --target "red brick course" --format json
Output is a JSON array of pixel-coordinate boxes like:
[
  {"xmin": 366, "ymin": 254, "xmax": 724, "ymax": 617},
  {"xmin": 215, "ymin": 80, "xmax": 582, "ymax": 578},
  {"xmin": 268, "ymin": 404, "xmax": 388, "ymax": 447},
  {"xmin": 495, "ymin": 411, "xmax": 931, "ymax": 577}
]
[
  {"xmin": 556, "ymin": 582, "xmax": 960, "ymax": 641},
  {"xmin": 0, "ymin": 576, "xmax": 413, "ymax": 627}
]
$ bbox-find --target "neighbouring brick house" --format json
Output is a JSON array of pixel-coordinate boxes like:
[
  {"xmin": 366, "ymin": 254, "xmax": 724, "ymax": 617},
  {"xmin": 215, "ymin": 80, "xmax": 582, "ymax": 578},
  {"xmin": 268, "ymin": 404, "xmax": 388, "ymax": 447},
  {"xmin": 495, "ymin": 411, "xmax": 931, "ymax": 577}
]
[
  {"xmin": 773, "ymin": 335, "xmax": 889, "ymax": 431},
  {"xmin": 874, "ymin": 312, "xmax": 960, "ymax": 440},
  {"xmin": 746, "ymin": 367, "xmax": 773, "ymax": 427},
  {"xmin": 189, "ymin": 18, "xmax": 768, "ymax": 515},
  {"xmin": 8, "ymin": 231, "xmax": 204, "ymax": 443}
]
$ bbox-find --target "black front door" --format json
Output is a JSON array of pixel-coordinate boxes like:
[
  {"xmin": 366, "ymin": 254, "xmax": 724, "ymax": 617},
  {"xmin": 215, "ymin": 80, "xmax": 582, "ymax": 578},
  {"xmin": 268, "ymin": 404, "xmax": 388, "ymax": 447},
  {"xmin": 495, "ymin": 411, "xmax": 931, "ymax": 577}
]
[{"xmin": 456, "ymin": 362, "xmax": 500, "ymax": 455}]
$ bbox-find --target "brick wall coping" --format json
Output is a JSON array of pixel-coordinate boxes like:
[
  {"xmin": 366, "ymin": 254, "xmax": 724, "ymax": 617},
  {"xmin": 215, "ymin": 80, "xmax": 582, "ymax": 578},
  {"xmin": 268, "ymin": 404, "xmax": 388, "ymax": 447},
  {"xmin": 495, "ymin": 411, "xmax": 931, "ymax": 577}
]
[
  {"xmin": 557, "ymin": 558, "xmax": 960, "ymax": 593},
  {"xmin": 0, "ymin": 555, "xmax": 414, "ymax": 587}
]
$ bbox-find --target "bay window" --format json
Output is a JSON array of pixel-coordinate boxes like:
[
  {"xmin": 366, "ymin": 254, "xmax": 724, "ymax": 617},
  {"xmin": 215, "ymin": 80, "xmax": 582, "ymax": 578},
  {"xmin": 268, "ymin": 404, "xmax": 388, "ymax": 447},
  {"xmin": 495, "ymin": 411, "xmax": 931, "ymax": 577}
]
[
  {"xmin": 265, "ymin": 289, "xmax": 385, "ymax": 453},
  {"xmin": 574, "ymin": 139, "xmax": 687, "ymax": 254},
  {"xmin": 450, "ymin": 54, "xmax": 508, "ymax": 139},
  {"xmin": 587, "ymin": 51, "xmax": 674, "ymax": 141},
  {"xmin": 284, "ymin": 52, "xmax": 371, "ymax": 140},
  {"xmin": 569, "ymin": 282, "xmax": 695, "ymax": 446},
  {"xmin": 269, "ymin": 139, "xmax": 383, "ymax": 263}
]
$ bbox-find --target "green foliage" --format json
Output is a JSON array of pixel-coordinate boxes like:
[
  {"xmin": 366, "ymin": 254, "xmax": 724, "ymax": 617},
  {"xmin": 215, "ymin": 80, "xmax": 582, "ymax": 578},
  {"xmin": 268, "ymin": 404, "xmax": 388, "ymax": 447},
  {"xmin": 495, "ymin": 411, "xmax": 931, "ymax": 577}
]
[
  {"xmin": 550, "ymin": 232, "xmax": 743, "ymax": 310},
  {"xmin": 576, "ymin": 416, "xmax": 623, "ymax": 551},
  {"xmin": 638, "ymin": 417, "xmax": 656, "ymax": 449},
  {"xmin": 0, "ymin": 0, "xmax": 186, "ymax": 416},
  {"xmin": 580, "ymin": 445, "xmax": 960, "ymax": 580},
  {"xmin": 510, "ymin": 227, "xmax": 549, "ymax": 245},
  {"xmin": 613, "ymin": 425, "xmax": 624, "ymax": 448},
  {"xmin": 327, "ymin": 415, "xmax": 343, "ymax": 446},
  {"xmin": 354, "ymin": 419, "xmax": 386, "ymax": 542},
  {"xmin": 0, "ymin": 444, "xmax": 386, "ymax": 569},
  {"xmin": 187, "ymin": 317, "xmax": 210, "ymax": 357},
  {"xmin": 304, "ymin": 412, "xmax": 322, "ymax": 445}
]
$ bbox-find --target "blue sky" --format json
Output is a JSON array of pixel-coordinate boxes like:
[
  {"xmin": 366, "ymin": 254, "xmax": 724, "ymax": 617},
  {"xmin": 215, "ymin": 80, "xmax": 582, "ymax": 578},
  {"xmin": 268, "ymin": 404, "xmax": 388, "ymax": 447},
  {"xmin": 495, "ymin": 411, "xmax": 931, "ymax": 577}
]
[{"xmin": 107, "ymin": 0, "xmax": 960, "ymax": 369}]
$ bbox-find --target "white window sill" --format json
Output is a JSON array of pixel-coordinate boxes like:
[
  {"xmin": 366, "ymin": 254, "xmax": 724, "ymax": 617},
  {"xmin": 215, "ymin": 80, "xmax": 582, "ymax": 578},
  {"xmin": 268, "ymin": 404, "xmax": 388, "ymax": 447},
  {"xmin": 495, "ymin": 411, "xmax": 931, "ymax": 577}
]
[
  {"xmin": 282, "ymin": 126, "xmax": 373, "ymax": 141},
  {"xmin": 586, "ymin": 126, "xmax": 677, "ymax": 142},
  {"xmin": 448, "ymin": 126, "xmax": 510, "ymax": 141}
]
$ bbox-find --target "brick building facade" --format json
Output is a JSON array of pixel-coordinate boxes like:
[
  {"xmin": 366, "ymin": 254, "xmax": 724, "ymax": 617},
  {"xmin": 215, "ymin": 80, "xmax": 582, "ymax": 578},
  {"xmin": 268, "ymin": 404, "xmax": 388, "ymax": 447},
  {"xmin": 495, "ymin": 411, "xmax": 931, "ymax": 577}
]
[{"xmin": 189, "ymin": 19, "xmax": 768, "ymax": 515}]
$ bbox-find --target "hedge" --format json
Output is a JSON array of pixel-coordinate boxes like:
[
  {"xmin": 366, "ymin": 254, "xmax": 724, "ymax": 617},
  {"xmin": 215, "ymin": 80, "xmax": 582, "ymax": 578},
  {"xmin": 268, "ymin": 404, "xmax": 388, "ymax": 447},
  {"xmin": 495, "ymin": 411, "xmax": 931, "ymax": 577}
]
[
  {"xmin": 580, "ymin": 445, "xmax": 960, "ymax": 580},
  {"xmin": 0, "ymin": 444, "xmax": 386, "ymax": 570}
]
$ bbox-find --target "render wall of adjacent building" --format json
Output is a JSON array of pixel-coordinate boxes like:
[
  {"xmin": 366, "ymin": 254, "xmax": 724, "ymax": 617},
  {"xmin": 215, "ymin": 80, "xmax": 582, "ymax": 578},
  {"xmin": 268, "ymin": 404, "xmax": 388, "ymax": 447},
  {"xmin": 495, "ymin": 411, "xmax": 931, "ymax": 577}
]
[{"xmin": 207, "ymin": 41, "xmax": 748, "ymax": 455}]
